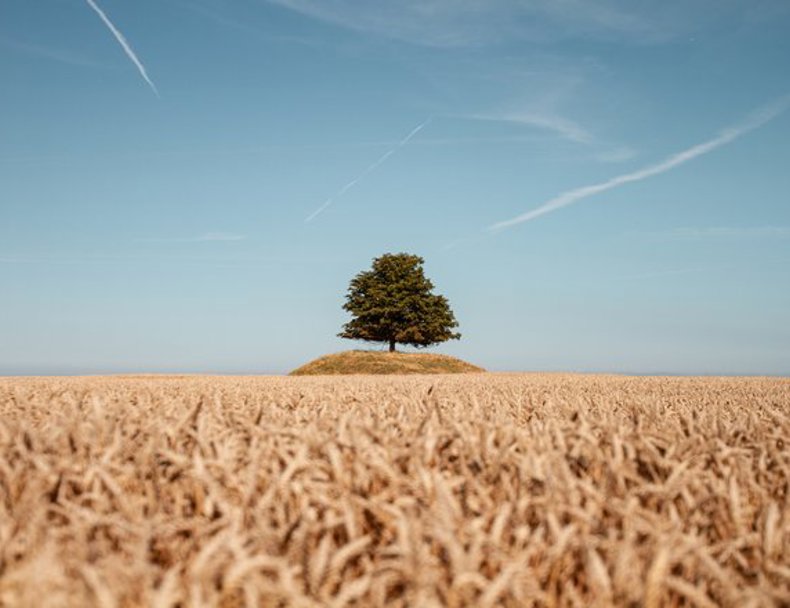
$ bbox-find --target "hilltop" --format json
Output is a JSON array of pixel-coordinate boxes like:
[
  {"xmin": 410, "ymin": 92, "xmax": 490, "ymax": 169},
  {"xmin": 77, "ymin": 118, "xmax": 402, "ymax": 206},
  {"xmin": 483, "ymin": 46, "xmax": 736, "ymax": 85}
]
[{"xmin": 289, "ymin": 350, "xmax": 484, "ymax": 376}]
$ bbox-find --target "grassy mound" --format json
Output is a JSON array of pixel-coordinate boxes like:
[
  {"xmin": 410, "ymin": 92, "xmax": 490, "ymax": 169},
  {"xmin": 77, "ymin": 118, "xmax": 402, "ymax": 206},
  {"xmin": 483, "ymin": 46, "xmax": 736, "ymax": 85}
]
[{"xmin": 290, "ymin": 350, "xmax": 485, "ymax": 376}]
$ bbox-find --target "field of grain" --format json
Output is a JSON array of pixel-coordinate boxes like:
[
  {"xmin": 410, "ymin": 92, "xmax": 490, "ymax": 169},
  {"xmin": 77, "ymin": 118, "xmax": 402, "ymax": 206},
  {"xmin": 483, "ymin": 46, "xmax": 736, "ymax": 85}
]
[{"xmin": 0, "ymin": 373, "xmax": 788, "ymax": 607}]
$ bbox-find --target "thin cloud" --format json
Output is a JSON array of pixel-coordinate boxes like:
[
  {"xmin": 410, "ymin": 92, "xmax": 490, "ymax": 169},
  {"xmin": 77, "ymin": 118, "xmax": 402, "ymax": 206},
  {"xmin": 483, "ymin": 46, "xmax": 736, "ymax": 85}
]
[
  {"xmin": 0, "ymin": 252, "xmax": 314, "ymax": 268},
  {"xmin": 613, "ymin": 267, "xmax": 711, "ymax": 281},
  {"xmin": 138, "ymin": 233, "xmax": 247, "ymax": 243},
  {"xmin": 461, "ymin": 110, "xmax": 636, "ymax": 162},
  {"xmin": 0, "ymin": 134, "xmax": 554, "ymax": 168},
  {"xmin": 305, "ymin": 117, "xmax": 431, "ymax": 222},
  {"xmin": 264, "ymin": 0, "xmax": 657, "ymax": 47},
  {"xmin": 178, "ymin": 0, "xmax": 318, "ymax": 46},
  {"xmin": 662, "ymin": 226, "xmax": 790, "ymax": 240},
  {"xmin": 469, "ymin": 111, "xmax": 594, "ymax": 144},
  {"xmin": 267, "ymin": 1, "xmax": 776, "ymax": 47},
  {"xmin": 85, "ymin": 0, "xmax": 159, "ymax": 96},
  {"xmin": 197, "ymin": 232, "xmax": 247, "ymax": 242},
  {"xmin": 489, "ymin": 96, "xmax": 790, "ymax": 232},
  {"xmin": 594, "ymin": 145, "xmax": 637, "ymax": 163},
  {"xmin": 0, "ymin": 36, "xmax": 104, "ymax": 68}
]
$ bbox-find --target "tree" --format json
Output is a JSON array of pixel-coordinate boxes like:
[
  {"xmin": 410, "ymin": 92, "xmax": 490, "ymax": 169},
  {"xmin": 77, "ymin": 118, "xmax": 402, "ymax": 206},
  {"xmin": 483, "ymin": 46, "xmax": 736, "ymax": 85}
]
[{"xmin": 339, "ymin": 253, "xmax": 461, "ymax": 352}]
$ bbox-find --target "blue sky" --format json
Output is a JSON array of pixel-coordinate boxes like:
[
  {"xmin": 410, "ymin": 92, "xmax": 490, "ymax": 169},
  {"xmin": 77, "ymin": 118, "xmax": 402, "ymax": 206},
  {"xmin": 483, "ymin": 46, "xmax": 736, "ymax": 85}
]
[{"xmin": 1, "ymin": 0, "xmax": 789, "ymax": 375}]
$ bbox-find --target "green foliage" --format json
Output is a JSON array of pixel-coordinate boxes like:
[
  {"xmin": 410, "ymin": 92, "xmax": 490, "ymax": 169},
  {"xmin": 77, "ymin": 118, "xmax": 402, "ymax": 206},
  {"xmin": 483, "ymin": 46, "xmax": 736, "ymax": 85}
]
[{"xmin": 339, "ymin": 253, "xmax": 461, "ymax": 351}]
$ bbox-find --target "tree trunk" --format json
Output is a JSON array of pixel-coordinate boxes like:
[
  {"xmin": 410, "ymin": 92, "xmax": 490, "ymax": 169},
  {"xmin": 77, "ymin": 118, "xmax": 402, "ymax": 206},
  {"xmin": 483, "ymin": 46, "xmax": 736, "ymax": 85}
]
[{"xmin": 389, "ymin": 340, "xmax": 396, "ymax": 353}]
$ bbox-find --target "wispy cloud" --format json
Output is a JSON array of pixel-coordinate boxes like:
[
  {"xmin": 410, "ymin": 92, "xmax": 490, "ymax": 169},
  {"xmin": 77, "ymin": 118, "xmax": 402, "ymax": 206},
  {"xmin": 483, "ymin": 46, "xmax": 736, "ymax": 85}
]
[
  {"xmin": 0, "ymin": 36, "xmax": 103, "ymax": 68},
  {"xmin": 178, "ymin": 0, "xmax": 317, "ymax": 46},
  {"xmin": 594, "ymin": 145, "xmax": 637, "ymax": 163},
  {"xmin": 267, "ymin": 1, "xmax": 782, "ymax": 47},
  {"xmin": 0, "ymin": 134, "xmax": 555, "ymax": 168},
  {"xmin": 264, "ymin": 0, "xmax": 657, "ymax": 47},
  {"xmin": 137, "ymin": 233, "xmax": 247, "ymax": 243},
  {"xmin": 469, "ymin": 111, "xmax": 594, "ymax": 144},
  {"xmin": 489, "ymin": 96, "xmax": 790, "ymax": 232},
  {"xmin": 0, "ymin": 251, "xmax": 315, "ymax": 268},
  {"xmin": 460, "ymin": 106, "xmax": 635, "ymax": 162},
  {"xmin": 657, "ymin": 226, "xmax": 790, "ymax": 240},
  {"xmin": 85, "ymin": 0, "xmax": 159, "ymax": 96},
  {"xmin": 197, "ymin": 232, "xmax": 247, "ymax": 242},
  {"xmin": 613, "ymin": 267, "xmax": 711, "ymax": 281},
  {"xmin": 305, "ymin": 117, "xmax": 431, "ymax": 222}
]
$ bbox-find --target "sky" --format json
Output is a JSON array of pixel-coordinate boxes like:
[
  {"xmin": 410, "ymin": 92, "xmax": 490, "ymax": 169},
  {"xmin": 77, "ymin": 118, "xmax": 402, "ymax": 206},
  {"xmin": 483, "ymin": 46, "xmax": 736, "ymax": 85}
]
[{"xmin": 1, "ymin": 0, "xmax": 789, "ymax": 375}]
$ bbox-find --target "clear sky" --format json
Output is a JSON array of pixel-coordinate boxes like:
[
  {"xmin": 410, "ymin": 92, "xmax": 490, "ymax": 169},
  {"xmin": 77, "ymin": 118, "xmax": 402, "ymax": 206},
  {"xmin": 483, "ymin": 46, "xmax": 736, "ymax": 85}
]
[{"xmin": 2, "ymin": 0, "xmax": 789, "ymax": 375}]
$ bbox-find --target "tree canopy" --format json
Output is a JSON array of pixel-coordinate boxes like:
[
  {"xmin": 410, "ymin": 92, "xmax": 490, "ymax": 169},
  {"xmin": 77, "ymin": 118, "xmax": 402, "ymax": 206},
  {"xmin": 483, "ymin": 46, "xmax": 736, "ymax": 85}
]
[{"xmin": 339, "ymin": 253, "xmax": 461, "ymax": 352}]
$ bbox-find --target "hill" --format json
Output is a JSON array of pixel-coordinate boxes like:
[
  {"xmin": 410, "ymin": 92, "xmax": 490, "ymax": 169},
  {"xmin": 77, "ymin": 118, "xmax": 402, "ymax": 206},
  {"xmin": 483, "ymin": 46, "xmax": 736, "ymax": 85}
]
[{"xmin": 289, "ymin": 350, "xmax": 485, "ymax": 375}]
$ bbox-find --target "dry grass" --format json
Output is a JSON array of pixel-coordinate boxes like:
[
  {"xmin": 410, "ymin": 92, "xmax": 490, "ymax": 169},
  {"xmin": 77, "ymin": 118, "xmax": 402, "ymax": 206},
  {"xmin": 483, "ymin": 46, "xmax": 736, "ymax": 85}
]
[
  {"xmin": 0, "ymin": 373, "xmax": 788, "ymax": 607},
  {"xmin": 289, "ymin": 350, "xmax": 485, "ymax": 375}
]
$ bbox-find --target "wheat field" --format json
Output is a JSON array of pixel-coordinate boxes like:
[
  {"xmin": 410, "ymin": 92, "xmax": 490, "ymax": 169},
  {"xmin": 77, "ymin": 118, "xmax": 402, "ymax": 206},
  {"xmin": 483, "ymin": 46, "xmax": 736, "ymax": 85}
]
[{"xmin": 0, "ymin": 373, "xmax": 788, "ymax": 607}]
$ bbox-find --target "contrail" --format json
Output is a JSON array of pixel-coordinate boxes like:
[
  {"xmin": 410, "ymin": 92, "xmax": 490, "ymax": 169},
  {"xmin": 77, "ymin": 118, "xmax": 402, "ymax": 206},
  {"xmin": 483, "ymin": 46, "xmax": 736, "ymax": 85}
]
[
  {"xmin": 305, "ymin": 117, "xmax": 431, "ymax": 222},
  {"xmin": 489, "ymin": 97, "xmax": 789, "ymax": 232},
  {"xmin": 85, "ymin": 0, "xmax": 159, "ymax": 96}
]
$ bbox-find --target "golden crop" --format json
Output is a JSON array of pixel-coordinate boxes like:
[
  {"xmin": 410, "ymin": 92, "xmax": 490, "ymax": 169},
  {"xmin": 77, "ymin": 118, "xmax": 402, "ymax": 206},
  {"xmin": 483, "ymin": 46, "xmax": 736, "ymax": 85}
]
[{"xmin": 0, "ymin": 373, "xmax": 788, "ymax": 607}]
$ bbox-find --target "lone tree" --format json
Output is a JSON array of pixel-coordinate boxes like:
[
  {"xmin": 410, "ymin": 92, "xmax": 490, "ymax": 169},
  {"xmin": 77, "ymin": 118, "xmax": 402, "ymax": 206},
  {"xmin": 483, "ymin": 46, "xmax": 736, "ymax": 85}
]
[{"xmin": 339, "ymin": 253, "xmax": 461, "ymax": 352}]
